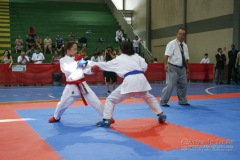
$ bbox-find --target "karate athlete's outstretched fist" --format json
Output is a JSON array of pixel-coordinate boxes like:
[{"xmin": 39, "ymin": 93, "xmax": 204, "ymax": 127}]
[
  {"xmin": 91, "ymin": 65, "xmax": 100, "ymax": 72},
  {"xmin": 77, "ymin": 58, "xmax": 88, "ymax": 68}
]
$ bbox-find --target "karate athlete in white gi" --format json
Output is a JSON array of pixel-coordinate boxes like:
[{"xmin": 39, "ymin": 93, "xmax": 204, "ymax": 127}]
[
  {"xmin": 48, "ymin": 42, "xmax": 114, "ymax": 123},
  {"xmin": 88, "ymin": 41, "xmax": 166, "ymax": 127}
]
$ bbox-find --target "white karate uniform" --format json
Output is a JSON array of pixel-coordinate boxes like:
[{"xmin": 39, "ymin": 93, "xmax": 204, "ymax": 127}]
[
  {"xmin": 89, "ymin": 54, "xmax": 163, "ymax": 119},
  {"xmin": 53, "ymin": 55, "xmax": 104, "ymax": 120}
]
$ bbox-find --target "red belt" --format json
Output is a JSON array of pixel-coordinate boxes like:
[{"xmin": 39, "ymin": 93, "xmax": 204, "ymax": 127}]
[{"xmin": 67, "ymin": 78, "xmax": 88, "ymax": 106}]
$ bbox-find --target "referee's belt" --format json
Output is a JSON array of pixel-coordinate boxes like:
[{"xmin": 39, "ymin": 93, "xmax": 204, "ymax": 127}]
[
  {"xmin": 67, "ymin": 78, "xmax": 88, "ymax": 106},
  {"xmin": 168, "ymin": 63, "xmax": 184, "ymax": 69},
  {"xmin": 124, "ymin": 70, "xmax": 144, "ymax": 78}
]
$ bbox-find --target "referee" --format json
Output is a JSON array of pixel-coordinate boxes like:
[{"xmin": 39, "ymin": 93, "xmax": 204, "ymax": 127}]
[{"xmin": 160, "ymin": 28, "xmax": 190, "ymax": 107}]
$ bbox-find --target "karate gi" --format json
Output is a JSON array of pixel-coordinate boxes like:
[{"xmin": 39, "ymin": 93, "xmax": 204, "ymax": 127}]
[
  {"xmin": 90, "ymin": 53, "xmax": 163, "ymax": 119},
  {"xmin": 53, "ymin": 55, "xmax": 103, "ymax": 120}
]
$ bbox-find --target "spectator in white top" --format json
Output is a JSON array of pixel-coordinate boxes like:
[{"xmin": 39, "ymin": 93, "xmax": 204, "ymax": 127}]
[
  {"xmin": 17, "ymin": 51, "xmax": 30, "ymax": 64},
  {"xmin": 98, "ymin": 51, "xmax": 105, "ymax": 62},
  {"xmin": 115, "ymin": 28, "xmax": 125, "ymax": 43},
  {"xmin": 31, "ymin": 48, "xmax": 45, "ymax": 64},
  {"xmin": 132, "ymin": 35, "xmax": 141, "ymax": 54},
  {"xmin": 44, "ymin": 35, "xmax": 52, "ymax": 54},
  {"xmin": 91, "ymin": 53, "xmax": 99, "ymax": 62},
  {"xmin": 200, "ymin": 53, "xmax": 210, "ymax": 64}
]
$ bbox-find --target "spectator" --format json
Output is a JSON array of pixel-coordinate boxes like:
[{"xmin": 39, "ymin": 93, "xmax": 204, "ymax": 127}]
[
  {"xmin": 236, "ymin": 51, "xmax": 240, "ymax": 78},
  {"xmin": 78, "ymin": 37, "xmax": 87, "ymax": 48},
  {"xmin": 215, "ymin": 48, "xmax": 226, "ymax": 84},
  {"xmin": 51, "ymin": 51, "xmax": 61, "ymax": 64},
  {"xmin": 160, "ymin": 28, "xmax": 190, "ymax": 107},
  {"xmin": 17, "ymin": 51, "xmax": 29, "ymax": 64},
  {"xmin": 132, "ymin": 35, "xmax": 141, "ymax": 54},
  {"xmin": 15, "ymin": 35, "xmax": 23, "ymax": 53},
  {"xmin": 26, "ymin": 45, "xmax": 35, "ymax": 61},
  {"xmin": 68, "ymin": 32, "xmax": 75, "ymax": 43},
  {"xmin": 115, "ymin": 28, "xmax": 124, "ymax": 43},
  {"xmin": 28, "ymin": 27, "xmax": 36, "ymax": 40},
  {"xmin": 35, "ymin": 35, "xmax": 43, "ymax": 52},
  {"xmin": 200, "ymin": 53, "xmax": 210, "ymax": 64},
  {"xmin": 1, "ymin": 50, "xmax": 13, "ymax": 68},
  {"xmin": 44, "ymin": 35, "xmax": 52, "ymax": 54},
  {"xmin": 90, "ymin": 53, "xmax": 99, "ymax": 62},
  {"xmin": 31, "ymin": 47, "xmax": 45, "ymax": 64},
  {"xmin": 25, "ymin": 35, "xmax": 35, "ymax": 51},
  {"xmin": 104, "ymin": 46, "xmax": 117, "ymax": 94},
  {"xmin": 227, "ymin": 44, "xmax": 239, "ymax": 84},
  {"xmin": 78, "ymin": 47, "xmax": 88, "ymax": 60},
  {"xmin": 98, "ymin": 51, "xmax": 105, "ymax": 62},
  {"xmin": 55, "ymin": 34, "xmax": 64, "ymax": 52},
  {"xmin": 153, "ymin": 58, "xmax": 158, "ymax": 63}
]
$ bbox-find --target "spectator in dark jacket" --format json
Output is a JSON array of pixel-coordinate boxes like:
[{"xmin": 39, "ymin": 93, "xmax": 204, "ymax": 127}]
[{"xmin": 215, "ymin": 48, "xmax": 226, "ymax": 84}]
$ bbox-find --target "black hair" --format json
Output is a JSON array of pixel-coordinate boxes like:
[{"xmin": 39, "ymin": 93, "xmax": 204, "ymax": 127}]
[
  {"xmin": 64, "ymin": 41, "xmax": 75, "ymax": 54},
  {"xmin": 204, "ymin": 53, "xmax": 208, "ymax": 56},
  {"xmin": 217, "ymin": 48, "xmax": 222, "ymax": 52},
  {"xmin": 4, "ymin": 50, "xmax": 10, "ymax": 59},
  {"xmin": 120, "ymin": 41, "xmax": 134, "ymax": 56},
  {"xmin": 178, "ymin": 27, "xmax": 187, "ymax": 34}
]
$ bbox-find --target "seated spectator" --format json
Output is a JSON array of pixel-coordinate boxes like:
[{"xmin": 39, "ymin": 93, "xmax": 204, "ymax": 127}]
[
  {"xmin": 28, "ymin": 27, "xmax": 36, "ymax": 40},
  {"xmin": 51, "ymin": 51, "xmax": 61, "ymax": 64},
  {"xmin": 1, "ymin": 50, "xmax": 13, "ymax": 68},
  {"xmin": 26, "ymin": 45, "xmax": 35, "ymax": 61},
  {"xmin": 200, "ymin": 53, "xmax": 210, "ymax": 64},
  {"xmin": 115, "ymin": 28, "xmax": 125, "ymax": 43},
  {"xmin": 78, "ymin": 47, "xmax": 88, "ymax": 60},
  {"xmin": 31, "ymin": 47, "xmax": 45, "ymax": 64},
  {"xmin": 68, "ymin": 32, "xmax": 75, "ymax": 42},
  {"xmin": 132, "ymin": 35, "xmax": 141, "ymax": 54},
  {"xmin": 17, "ymin": 51, "xmax": 29, "ymax": 64},
  {"xmin": 15, "ymin": 35, "xmax": 23, "ymax": 53},
  {"xmin": 44, "ymin": 35, "xmax": 52, "ymax": 54},
  {"xmin": 55, "ymin": 34, "xmax": 64, "ymax": 51},
  {"xmin": 90, "ymin": 53, "xmax": 99, "ymax": 62},
  {"xmin": 25, "ymin": 35, "xmax": 35, "ymax": 51},
  {"xmin": 78, "ymin": 37, "xmax": 87, "ymax": 48},
  {"xmin": 35, "ymin": 35, "xmax": 43, "ymax": 52}
]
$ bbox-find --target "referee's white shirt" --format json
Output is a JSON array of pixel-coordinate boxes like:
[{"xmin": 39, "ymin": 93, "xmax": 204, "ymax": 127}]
[{"xmin": 165, "ymin": 39, "xmax": 190, "ymax": 67}]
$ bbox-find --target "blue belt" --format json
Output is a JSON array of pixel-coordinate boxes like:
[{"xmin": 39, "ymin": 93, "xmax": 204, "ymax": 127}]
[{"xmin": 124, "ymin": 70, "xmax": 144, "ymax": 78}]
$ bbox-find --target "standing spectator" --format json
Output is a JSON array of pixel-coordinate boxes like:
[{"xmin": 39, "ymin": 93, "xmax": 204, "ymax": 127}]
[
  {"xmin": 25, "ymin": 35, "xmax": 35, "ymax": 51},
  {"xmin": 227, "ymin": 44, "xmax": 238, "ymax": 84},
  {"xmin": 68, "ymin": 32, "xmax": 75, "ymax": 42},
  {"xmin": 44, "ymin": 35, "xmax": 52, "ymax": 54},
  {"xmin": 236, "ymin": 51, "xmax": 240, "ymax": 78},
  {"xmin": 104, "ymin": 46, "xmax": 117, "ymax": 94},
  {"xmin": 215, "ymin": 48, "xmax": 226, "ymax": 84},
  {"xmin": 51, "ymin": 51, "xmax": 61, "ymax": 64},
  {"xmin": 28, "ymin": 27, "xmax": 36, "ymax": 40},
  {"xmin": 55, "ymin": 34, "xmax": 64, "ymax": 52},
  {"xmin": 17, "ymin": 51, "xmax": 29, "ymax": 64},
  {"xmin": 132, "ymin": 35, "xmax": 141, "ymax": 54},
  {"xmin": 15, "ymin": 35, "xmax": 23, "ymax": 53},
  {"xmin": 31, "ymin": 48, "xmax": 45, "ymax": 64},
  {"xmin": 35, "ymin": 35, "xmax": 43, "ymax": 52},
  {"xmin": 1, "ymin": 50, "xmax": 13, "ymax": 68},
  {"xmin": 160, "ymin": 28, "xmax": 190, "ymax": 107},
  {"xmin": 200, "ymin": 53, "xmax": 210, "ymax": 64},
  {"xmin": 115, "ymin": 28, "xmax": 124, "ymax": 43}
]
